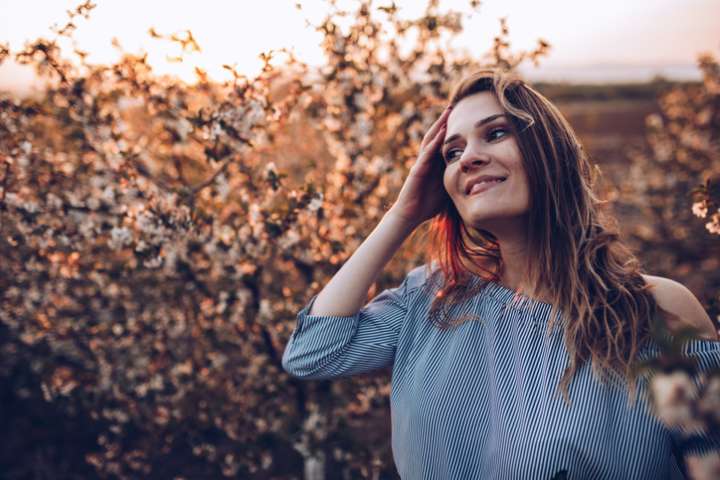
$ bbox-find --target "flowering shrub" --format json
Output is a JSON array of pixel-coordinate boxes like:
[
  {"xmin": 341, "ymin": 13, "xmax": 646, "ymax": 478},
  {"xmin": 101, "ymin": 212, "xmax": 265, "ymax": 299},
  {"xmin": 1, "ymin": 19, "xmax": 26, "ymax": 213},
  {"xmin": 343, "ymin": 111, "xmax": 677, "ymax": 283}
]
[
  {"xmin": 0, "ymin": 0, "xmax": 717, "ymax": 478},
  {"xmin": 625, "ymin": 52, "xmax": 720, "ymax": 478},
  {"xmin": 0, "ymin": 1, "xmax": 550, "ymax": 477},
  {"xmin": 622, "ymin": 54, "xmax": 720, "ymax": 294}
]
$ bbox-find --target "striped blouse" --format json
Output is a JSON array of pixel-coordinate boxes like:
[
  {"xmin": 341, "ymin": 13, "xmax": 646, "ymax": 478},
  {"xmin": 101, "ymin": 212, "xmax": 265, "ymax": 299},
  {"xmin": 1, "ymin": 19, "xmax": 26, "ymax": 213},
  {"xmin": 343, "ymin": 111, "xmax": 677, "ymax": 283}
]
[{"xmin": 282, "ymin": 264, "xmax": 720, "ymax": 479}]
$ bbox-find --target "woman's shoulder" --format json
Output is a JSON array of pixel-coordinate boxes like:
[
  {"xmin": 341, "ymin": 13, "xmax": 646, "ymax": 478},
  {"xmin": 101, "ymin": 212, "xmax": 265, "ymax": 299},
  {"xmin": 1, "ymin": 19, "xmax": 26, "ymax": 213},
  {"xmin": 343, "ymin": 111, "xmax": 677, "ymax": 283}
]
[
  {"xmin": 404, "ymin": 262, "xmax": 440, "ymax": 292},
  {"xmin": 641, "ymin": 274, "xmax": 718, "ymax": 341}
]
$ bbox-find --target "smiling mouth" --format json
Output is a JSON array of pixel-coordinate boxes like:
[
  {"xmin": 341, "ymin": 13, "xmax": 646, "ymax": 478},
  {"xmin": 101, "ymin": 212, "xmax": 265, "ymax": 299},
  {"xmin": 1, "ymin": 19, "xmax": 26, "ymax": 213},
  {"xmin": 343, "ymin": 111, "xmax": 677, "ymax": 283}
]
[{"xmin": 467, "ymin": 178, "xmax": 506, "ymax": 196}]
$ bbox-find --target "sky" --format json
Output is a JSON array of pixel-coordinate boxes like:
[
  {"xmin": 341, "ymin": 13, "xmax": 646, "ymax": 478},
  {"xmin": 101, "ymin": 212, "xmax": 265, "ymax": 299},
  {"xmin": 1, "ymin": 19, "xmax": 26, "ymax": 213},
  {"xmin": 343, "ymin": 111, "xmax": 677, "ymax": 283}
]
[{"xmin": 0, "ymin": 0, "xmax": 719, "ymax": 94}]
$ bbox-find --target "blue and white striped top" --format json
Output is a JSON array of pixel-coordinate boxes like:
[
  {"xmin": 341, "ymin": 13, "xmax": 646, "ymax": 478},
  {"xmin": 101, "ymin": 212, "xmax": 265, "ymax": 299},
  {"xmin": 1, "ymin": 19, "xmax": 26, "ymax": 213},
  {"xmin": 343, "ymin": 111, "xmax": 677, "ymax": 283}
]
[{"xmin": 282, "ymin": 264, "xmax": 720, "ymax": 479}]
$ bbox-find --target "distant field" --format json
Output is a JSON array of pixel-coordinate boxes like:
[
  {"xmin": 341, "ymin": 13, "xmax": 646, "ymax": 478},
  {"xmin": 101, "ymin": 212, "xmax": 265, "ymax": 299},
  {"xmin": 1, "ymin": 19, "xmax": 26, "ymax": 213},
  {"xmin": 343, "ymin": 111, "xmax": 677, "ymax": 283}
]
[
  {"xmin": 537, "ymin": 82, "xmax": 673, "ymax": 190},
  {"xmin": 526, "ymin": 82, "xmax": 674, "ymax": 223},
  {"xmin": 534, "ymin": 79, "xmax": 696, "ymax": 102},
  {"xmin": 557, "ymin": 98, "xmax": 658, "ymax": 164}
]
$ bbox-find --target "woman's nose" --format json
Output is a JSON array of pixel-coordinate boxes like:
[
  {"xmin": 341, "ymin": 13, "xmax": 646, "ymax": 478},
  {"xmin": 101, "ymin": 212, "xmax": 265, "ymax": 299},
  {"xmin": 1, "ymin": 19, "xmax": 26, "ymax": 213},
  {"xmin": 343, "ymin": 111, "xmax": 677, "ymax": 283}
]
[{"xmin": 459, "ymin": 150, "xmax": 491, "ymax": 172}]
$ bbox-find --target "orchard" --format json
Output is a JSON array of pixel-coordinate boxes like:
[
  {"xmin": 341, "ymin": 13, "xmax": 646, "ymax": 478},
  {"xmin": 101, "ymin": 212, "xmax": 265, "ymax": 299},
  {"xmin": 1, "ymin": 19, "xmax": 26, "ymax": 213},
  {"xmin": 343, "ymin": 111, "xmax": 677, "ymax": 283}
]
[{"xmin": 0, "ymin": 1, "xmax": 718, "ymax": 478}]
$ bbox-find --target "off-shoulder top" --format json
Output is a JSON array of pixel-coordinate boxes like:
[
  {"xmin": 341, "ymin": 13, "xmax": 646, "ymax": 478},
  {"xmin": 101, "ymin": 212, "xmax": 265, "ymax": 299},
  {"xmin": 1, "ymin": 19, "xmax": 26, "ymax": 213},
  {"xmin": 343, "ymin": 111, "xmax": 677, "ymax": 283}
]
[{"xmin": 282, "ymin": 264, "xmax": 720, "ymax": 479}]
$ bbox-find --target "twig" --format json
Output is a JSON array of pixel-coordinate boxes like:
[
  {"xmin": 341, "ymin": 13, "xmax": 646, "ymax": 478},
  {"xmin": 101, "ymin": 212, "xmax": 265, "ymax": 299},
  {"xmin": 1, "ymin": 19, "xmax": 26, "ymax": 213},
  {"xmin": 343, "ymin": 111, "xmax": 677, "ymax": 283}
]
[
  {"xmin": 190, "ymin": 157, "xmax": 233, "ymax": 195},
  {"xmin": 0, "ymin": 156, "xmax": 10, "ymax": 210}
]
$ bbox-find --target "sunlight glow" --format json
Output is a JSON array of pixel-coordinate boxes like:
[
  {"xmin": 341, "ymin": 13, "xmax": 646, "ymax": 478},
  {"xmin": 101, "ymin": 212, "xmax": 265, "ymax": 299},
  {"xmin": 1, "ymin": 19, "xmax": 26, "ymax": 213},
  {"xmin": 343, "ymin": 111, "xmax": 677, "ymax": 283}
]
[{"xmin": 0, "ymin": 0, "xmax": 718, "ymax": 92}]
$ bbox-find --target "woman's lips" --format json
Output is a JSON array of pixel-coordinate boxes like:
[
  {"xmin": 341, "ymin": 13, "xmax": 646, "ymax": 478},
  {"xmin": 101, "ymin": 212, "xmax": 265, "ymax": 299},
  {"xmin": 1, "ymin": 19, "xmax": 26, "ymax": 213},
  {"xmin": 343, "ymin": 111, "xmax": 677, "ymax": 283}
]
[{"xmin": 467, "ymin": 179, "xmax": 505, "ymax": 196}]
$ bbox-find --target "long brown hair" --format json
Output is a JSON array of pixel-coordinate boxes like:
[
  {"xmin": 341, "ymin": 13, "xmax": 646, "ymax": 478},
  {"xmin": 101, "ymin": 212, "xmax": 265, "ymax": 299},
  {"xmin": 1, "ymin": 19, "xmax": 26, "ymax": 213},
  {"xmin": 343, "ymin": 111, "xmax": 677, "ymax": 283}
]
[{"xmin": 425, "ymin": 68, "xmax": 661, "ymax": 406}]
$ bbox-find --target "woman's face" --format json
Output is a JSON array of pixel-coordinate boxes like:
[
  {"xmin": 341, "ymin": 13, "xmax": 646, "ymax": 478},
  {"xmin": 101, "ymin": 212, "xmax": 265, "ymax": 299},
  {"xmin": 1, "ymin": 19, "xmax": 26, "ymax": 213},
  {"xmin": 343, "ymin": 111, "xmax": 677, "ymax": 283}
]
[{"xmin": 442, "ymin": 91, "xmax": 530, "ymax": 229}]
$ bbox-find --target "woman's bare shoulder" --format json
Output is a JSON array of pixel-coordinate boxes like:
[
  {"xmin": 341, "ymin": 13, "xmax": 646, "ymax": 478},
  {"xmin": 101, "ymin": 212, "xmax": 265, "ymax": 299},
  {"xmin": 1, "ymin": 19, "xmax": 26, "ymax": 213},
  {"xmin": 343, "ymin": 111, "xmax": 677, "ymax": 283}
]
[{"xmin": 641, "ymin": 274, "xmax": 718, "ymax": 341}]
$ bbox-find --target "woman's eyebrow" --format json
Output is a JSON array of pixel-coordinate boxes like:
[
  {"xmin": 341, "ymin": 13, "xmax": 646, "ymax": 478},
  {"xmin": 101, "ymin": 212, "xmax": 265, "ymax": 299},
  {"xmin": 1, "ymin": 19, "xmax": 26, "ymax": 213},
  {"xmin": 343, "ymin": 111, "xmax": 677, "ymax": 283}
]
[{"xmin": 443, "ymin": 113, "xmax": 508, "ymax": 146}]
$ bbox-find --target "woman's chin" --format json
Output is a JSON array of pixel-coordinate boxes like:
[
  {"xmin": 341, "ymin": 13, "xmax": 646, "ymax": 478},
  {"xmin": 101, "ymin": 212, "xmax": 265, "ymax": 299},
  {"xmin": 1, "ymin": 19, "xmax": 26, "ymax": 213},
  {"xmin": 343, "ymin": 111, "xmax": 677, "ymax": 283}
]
[{"xmin": 462, "ymin": 210, "xmax": 528, "ymax": 230}]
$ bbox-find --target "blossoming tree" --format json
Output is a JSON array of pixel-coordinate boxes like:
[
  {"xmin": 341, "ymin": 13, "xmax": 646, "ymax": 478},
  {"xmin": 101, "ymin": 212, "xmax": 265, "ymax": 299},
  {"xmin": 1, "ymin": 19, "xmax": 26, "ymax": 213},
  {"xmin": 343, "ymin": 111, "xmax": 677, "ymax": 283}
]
[{"xmin": 0, "ymin": 0, "xmax": 717, "ymax": 478}]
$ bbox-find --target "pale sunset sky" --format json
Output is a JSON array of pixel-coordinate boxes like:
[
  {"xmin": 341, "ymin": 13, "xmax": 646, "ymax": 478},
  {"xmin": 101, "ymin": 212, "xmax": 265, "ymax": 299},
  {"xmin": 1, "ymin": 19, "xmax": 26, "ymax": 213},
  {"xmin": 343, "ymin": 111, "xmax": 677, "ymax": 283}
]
[{"xmin": 1, "ymin": 0, "xmax": 718, "ymax": 94}]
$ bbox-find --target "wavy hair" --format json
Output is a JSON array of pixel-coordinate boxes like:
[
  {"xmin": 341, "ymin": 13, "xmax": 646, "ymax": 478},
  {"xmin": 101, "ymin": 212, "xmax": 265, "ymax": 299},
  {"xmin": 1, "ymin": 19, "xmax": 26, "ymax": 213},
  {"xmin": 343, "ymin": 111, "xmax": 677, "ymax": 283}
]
[{"xmin": 424, "ymin": 68, "xmax": 661, "ymax": 407}]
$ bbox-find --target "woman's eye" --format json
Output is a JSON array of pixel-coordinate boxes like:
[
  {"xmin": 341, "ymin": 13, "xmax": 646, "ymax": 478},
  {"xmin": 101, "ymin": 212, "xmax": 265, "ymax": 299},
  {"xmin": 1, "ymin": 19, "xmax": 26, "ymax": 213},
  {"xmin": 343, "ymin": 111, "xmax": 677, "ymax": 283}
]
[
  {"xmin": 444, "ymin": 149, "xmax": 461, "ymax": 162},
  {"xmin": 488, "ymin": 127, "xmax": 508, "ymax": 141},
  {"xmin": 443, "ymin": 128, "xmax": 509, "ymax": 163}
]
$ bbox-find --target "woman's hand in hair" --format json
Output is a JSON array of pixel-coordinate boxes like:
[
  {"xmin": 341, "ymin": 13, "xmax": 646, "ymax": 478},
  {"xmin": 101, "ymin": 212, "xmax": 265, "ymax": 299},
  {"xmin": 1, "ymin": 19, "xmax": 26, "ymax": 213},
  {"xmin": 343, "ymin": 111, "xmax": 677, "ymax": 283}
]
[{"xmin": 388, "ymin": 105, "xmax": 451, "ymax": 230}]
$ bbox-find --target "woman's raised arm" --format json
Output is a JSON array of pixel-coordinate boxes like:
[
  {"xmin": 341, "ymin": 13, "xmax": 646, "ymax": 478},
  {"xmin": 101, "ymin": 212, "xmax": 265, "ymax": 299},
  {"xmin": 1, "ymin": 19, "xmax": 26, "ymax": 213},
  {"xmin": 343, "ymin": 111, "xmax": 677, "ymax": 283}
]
[
  {"xmin": 309, "ymin": 105, "xmax": 451, "ymax": 317},
  {"xmin": 281, "ymin": 106, "xmax": 450, "ymax": 379}
]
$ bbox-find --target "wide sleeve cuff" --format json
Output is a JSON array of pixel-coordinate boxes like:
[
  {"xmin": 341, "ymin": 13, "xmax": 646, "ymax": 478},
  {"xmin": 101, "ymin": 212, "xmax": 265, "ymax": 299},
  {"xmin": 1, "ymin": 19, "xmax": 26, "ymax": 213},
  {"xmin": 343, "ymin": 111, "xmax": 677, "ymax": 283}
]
[{"xmin": 281, "ymin": 275, "xmax": 411, "ymax": 380}]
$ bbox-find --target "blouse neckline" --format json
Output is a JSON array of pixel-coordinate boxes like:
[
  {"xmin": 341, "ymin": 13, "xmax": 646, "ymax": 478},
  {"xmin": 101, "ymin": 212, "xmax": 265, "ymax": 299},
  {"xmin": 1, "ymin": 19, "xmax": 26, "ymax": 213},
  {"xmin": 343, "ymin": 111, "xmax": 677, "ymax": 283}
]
[{"xmin": 478, "ymin": 279, "xmax": 555, "ymax": 310}]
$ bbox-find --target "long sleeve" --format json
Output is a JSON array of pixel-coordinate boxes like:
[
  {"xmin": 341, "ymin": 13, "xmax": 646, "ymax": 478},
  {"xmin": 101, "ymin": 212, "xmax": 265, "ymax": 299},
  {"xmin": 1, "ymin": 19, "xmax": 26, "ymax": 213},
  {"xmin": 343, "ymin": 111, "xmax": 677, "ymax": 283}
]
[{"xmin": 281, "ymin": 273, "xmax": 412, "ymax": 380}]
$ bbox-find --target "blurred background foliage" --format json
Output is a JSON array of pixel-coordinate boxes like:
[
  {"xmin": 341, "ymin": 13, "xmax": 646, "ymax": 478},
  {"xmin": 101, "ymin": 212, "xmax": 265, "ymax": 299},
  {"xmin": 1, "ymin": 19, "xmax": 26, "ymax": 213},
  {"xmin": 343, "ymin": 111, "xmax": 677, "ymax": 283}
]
[{"xmin": 0, "ymin": 0, "xmax": 718, "ymax": 478}]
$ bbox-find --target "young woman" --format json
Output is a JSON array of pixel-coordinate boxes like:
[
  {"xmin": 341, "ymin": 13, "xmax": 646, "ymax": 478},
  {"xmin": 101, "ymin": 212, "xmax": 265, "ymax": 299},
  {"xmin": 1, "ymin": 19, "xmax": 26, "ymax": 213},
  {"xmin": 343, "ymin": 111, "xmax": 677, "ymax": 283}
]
[{"xmin": 282, "ymin": 69, "xmax": 720, "ymax": 479}]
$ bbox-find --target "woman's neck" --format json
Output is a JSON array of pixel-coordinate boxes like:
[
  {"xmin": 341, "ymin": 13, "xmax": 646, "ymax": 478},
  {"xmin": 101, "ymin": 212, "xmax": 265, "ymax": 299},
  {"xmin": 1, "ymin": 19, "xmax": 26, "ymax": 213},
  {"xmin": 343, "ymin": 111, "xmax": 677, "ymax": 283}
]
[
  {"xmin": 464, "ymin": 219, "xmax": 553, "ymax": 303},
  {"xmin": 496, "ymin": 238, "xmax": 531, "ymax": 288},
  {"xmin": 497, "ymin": 241, "xmax": 553, "ymax": 304}
]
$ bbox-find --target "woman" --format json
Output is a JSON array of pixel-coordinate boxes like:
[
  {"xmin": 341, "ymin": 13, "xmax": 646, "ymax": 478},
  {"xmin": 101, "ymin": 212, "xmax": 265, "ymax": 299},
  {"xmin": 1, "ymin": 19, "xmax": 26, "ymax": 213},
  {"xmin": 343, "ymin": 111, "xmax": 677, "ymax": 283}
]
[{"xmin": 282, "ymin": 69, "xmax": 720, "ymax": 479}]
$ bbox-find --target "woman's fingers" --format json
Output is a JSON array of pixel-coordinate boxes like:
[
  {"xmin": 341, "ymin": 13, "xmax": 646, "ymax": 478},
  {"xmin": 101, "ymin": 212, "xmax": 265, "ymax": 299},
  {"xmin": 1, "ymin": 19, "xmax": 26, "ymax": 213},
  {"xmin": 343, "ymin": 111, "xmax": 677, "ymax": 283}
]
[
  {"xmin": 422, "ymin": 106, "xmax": 451, "ymax": 145},
  {"xmin": 418, "ymin": 123, "xmax": 447, "ymax": 166},
  {"xmin": 421, "ymin": 106, "xmax": 452, "ymax": 148},
  {"xmin": 429, "ymin": 123, "xmax": 447, "ymax": 154}
]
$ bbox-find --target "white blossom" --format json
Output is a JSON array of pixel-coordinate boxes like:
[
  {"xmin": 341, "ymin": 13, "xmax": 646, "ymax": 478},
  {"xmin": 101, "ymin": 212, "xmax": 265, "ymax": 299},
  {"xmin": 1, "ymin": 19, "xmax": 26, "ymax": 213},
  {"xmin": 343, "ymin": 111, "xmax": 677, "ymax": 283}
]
[
  {"xmin": 215, "ymin": 172, "xmax": 230, "ymax": 201},
  {"xmin": 308, "ymin": 194, "xmax": 323, "ymax": 212},
  {"xmin": 706, "ymin": 211, "xmax": 720, "ymax": 234},
  {"xmin": 650, "ymin": 371, "xmax": 703, "ymax": 431},
  {"xmin": 101, "ymin": 186, "xmax": 115, "ymax": 203},
  {"xmin": 278, "ymin": 229, "xmax": 300, "ymax": 249},
  {"xmin": 692, "ymin": 200, "xmax": 708, "ymax": 218},
  {"xmin": 46, "ymin": 193, "xmax": 63, "ymax": 210},
  {"xmin": 687, "ymin": 451, "xmax": 720, "ymax": 480},
  {"xmin": 143, "ymin": 256, "xmax": 163, "ymax": 269},
  {"xmin": 109, "ymin": 226, "xmax": 133, "ymax": 249}
]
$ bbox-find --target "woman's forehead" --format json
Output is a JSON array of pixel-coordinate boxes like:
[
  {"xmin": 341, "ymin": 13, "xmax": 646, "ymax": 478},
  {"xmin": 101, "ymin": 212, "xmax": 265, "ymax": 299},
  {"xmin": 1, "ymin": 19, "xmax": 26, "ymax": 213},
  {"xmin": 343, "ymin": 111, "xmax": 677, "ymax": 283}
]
[{"xmin": 447, "ymin": 92, "xmax": 505, "ymax": 135}]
